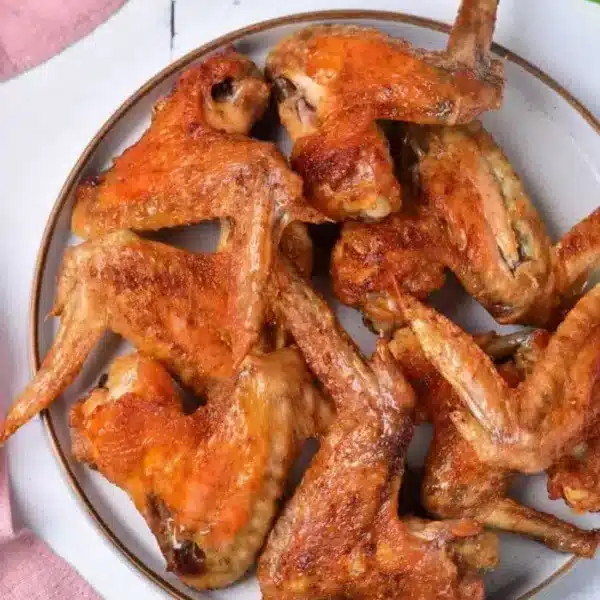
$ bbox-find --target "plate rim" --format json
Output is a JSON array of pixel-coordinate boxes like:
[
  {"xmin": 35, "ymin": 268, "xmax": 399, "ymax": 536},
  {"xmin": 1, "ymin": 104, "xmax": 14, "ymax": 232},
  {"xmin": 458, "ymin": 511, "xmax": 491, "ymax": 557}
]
[{"xmin": 29, "ymin": 9, "xmax": 600, "ymax": 600}]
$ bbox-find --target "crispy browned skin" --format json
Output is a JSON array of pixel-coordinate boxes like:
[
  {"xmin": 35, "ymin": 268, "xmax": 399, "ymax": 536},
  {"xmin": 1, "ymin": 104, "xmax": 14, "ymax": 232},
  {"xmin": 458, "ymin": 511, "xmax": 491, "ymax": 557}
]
[
  {"xmin": 332, "ymin": 209, "xmax": 448, "ymax": 331},
  {"xmin": 548, "ymin": 421, "xmax": 600, "ymax": 513},
  {"xmin": 267, "ymin": 0, "xmax": 504, "ymax": 220},
  {"xmin": 390, "ymin": 328, "xmax": 599, "ymax": 557},
  {"xmin": 72, "ymin": 50, "xmax": 324, "ymax": 237},
  {"xmin": 1, "ymin": 225, "xmax": 313, "ymax": 444},
  {"xmin": 2, "ymin": 231, "xmax": 230, "ymax": 444},
  {"xmin": 71, "ymin": 350, "xmax": 333, "ymax": 589},
  {"xmin": 332, "ymin": 122, "xmax": 600, "ymax": 329},
  {"xmin": 258, "ymin": 257, "xmax": 494, "ymax": 600},
  {"xmin": 398, "ymin": 284, "xmax": 600, "ymax": 474},
  {"xmin": 71, "ymin": 50, "xmax": 327, "ymax": 363},
  {"xmin": 406, "ymin": 122, "xmax": 552, "ymax": 324},
  {"xmin": 290, "ymin": 112, "xmax": 403, "ymax": 221}
]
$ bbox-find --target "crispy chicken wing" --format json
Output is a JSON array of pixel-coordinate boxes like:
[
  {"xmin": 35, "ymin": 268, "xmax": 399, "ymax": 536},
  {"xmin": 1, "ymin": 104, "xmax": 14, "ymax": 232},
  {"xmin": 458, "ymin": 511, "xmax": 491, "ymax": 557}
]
[
  {"xmin": 1, "ymin": 224, "xmax": 312, "ymax": 443},
  {"xmin": 71, "ymin": 349, "xmax": 333, "ymax": 589},
  {"xmin": 258, "ymin": 257, "xmax": 495, "ymax": 600},
  {"xmin": 390, "ymin": 328, "xmax": 599, "ymax": 557},
  {"xmin": 332, "ymin": 122, "xmax": 600, "ymax": 329},
  {"xmin": 398, "ymin": 283, "xmax": 600, "ymax": 474},
  {"xmin": 267, "ymin": 0, "xmax": 504, "ymax": 220},
  {"xmin": 2, "ymin": 231, "xmax": 231, "ymax": 443},
  {"xmin": 71, "ymin": 50, "xmax": 327, "ymax": 363}
]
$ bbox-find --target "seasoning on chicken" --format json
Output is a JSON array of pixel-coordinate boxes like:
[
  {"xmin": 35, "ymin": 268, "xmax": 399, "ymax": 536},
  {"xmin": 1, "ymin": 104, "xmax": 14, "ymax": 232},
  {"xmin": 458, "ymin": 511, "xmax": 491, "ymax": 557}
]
[
  {"xmin": 71, "ymin": 350, "xmax": 333, "ymax": 589},
  {"xmin": 72, "ymin": 49, "xmax": 323, "ymax": 237},
  {"xmin": 1, "ymin": 222, "xmax": 312, "ymax": 444},
  {"xmin": 398, "ymin": 283, "xmax": 600, "ymax": 474},
  {"xmin": 390, "ymin": 327, "xmax": 599, "ymax": 557},
  {"xmin": 71, "ymin": 49, "xmax": 327, "ymax": 363},
  {"xmin": 267, "ymin": 0, "xmax": 504, "ymax": 219},
  {"xmin": 332, "ymin": 121, "xmax": 600, "ymax": 330},
  {"xmin": 258, "ymin": 256, "xmax": 496, "ymax": 600}
]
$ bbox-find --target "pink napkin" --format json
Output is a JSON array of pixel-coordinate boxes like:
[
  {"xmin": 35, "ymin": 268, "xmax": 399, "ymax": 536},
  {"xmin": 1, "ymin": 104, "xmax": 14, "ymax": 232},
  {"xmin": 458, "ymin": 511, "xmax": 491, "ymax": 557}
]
[
  {"xmin": 0, "ymin": 451, "xmax": 102, "ymax": 599},
  {"xmin": 0, "ymin": 0, "xmax": 128, "ymax": 81}
]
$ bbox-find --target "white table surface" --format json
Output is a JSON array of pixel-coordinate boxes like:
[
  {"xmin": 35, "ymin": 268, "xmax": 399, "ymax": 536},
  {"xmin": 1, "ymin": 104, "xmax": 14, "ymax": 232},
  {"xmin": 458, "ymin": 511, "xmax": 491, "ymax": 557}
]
[{"xmin": 1, "ymin": 0, "xmax": 599, "ymax": 598}]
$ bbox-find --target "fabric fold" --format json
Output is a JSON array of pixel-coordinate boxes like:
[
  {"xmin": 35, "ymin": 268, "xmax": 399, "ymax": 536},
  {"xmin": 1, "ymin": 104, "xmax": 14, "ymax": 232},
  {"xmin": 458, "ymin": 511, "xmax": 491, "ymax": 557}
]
[
  {"xmin": 0, "ymin": 0, "xmax": 128, "ymax": 81},
  {"xmin": 0, "ymin": 451, "xmax": 102, "ymax": 599}
]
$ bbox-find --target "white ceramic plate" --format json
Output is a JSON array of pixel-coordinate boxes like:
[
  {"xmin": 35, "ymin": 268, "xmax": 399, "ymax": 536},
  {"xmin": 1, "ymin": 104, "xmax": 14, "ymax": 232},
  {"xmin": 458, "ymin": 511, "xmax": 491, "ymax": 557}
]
[{"xmin": 31, "ymin": 11, "xmax": 600, "ymax": 600}]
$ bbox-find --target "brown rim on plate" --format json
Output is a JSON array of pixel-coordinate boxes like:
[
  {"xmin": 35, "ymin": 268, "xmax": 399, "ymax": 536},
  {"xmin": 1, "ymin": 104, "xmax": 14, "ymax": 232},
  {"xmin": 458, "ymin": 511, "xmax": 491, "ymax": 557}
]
[{"xmin": 29, "ymin": 9, "xmax": 599, "ymax": 600}]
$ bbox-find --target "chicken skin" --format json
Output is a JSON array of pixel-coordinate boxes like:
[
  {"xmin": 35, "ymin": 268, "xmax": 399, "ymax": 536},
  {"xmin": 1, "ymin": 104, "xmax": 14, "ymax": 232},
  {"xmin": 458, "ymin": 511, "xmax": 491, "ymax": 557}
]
[
  {"xmin": 1, "ymin": 224, "xmax": 312, "ymax": 444},
  {"xmin": 390, "ymin": 327, "xmax": 599, "ymax": 557},
  {"xmin": 398, "ymin": 283, "xmax": 600, "ymax": 474},
  {"xmin": 258, "ymin": 257, "xmax": 496, "ymax": 600},
  {"xmin": 71, "ymin": 349, "xmax": 333, "ymax": 589},
  {"xmin": 332, "ymin": 122, "xmax": 600, "ymax": 330},
  {"xmin": 267, "ymin": 0, "xmax": 504, "ymax": 219},
  {"xmin": 72, "ymin": 49, "xmax": 323, "ymax": 237},
  {"xmin": 71, "ymin": 49, "xmax": 327, "ymax": 363}
]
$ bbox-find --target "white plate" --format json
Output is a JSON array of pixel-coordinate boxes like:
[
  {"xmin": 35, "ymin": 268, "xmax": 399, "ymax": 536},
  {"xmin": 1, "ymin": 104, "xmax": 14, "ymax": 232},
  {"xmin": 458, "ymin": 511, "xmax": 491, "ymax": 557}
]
[{"xmin": 31, "ymin": 10, "xmax": 600, "ymax": 600}]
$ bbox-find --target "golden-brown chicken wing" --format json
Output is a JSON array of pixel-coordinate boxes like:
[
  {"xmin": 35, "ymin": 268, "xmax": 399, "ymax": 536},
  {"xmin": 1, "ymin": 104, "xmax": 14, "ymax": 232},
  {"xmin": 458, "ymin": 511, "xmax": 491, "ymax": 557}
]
[
  {"xmin": 258, "ymin": 257, "xmax": 495, "ymax": 600},
  {"xmin": 332, "ymin": 122, "xmax": 600, "ymax": 329},
  {"xmin": 1, "ymin": 231, "xmax": 230, "ymax": 443},
  {"xmin": 71, "ymin": 349, "xmax": 333, "ymax": 589},
  {"xmin": 267, "ymin": 0, "xmax": 504, "ymax": 220},
  {"xmin": 398, "ymin": 283, "xmax": 600, "ymax": 474},
  {"xmin": 1, "ymin": 224, "xmax": 312, "ymax": 444},
  {"xmin": 542, "ymin": 205, "xmax": 600, "ymax": 319},
  {"xmin": 71, "ymin": 50, "xmax": 327, "ymax": 363},
  {"xmin": 390, "ymin": 327, "xmax": 599, "ymax": 557}
]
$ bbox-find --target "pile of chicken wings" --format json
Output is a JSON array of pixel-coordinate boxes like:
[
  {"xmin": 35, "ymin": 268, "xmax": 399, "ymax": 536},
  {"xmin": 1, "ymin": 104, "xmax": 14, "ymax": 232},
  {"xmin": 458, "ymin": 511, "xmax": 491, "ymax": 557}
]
[{"xmin": 4, "ymin": 0, "xmax": 600, "ymax": 597}]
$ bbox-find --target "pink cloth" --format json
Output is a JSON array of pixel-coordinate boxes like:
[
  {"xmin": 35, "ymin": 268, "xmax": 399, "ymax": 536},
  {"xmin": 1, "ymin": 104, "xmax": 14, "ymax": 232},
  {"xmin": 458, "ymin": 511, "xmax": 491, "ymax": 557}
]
[
  {"xmin": 0, "ymin": 0, "xmax": 128, "ymax": 81},
  {"xmin": 0, "ymin": 0, "xmax": 128, "ymax": 594},
  {"xmin": 0, "ymin": 452, "xmax": 102, "ymax": 599}
]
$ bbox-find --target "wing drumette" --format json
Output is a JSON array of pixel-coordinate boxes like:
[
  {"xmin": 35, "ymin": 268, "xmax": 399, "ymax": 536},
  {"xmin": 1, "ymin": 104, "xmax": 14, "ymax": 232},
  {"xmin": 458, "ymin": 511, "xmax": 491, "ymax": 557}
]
[
  {"xmin": 332, "ymin": 121, "xmax": 600, "ymax": 329},
  {"xmin": 71, "ymin": 349, "xmax": 333, "ymax": 589},
  {"xmin": 258, "ymin": 257, "xmax": 496, "ymax": 600},
  {"xmin": 398, "ymin": 283, "xmax": 600, "ymax": 474},
  {"xmin": 267, "ymin": 0, "xmax": 504, "ymax": 220},
  {"xmin": 390, "ymin": 328, "xmax": 599, "ymax": 557}
]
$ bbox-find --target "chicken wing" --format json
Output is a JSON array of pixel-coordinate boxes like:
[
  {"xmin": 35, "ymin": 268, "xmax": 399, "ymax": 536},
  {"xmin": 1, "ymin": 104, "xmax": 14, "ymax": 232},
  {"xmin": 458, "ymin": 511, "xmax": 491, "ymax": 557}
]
[
  {"xmin": 72, "ymin": 49, "xmax": 324, "ymax": 238},
  {"xmin": 71, "ymin": 349, "xmax": 333, "ymax": 589},
  {"xmin": 71, "ymin": 50, "xmax": 327, "ymax": 363},
  {"xmin": 1, "ymin": 223, "xmax": 312, "ymax": 444},
  {"xmin": 332, "ymin": 121, "xmax": 600, "ymax": 329},
  {"xmin": 398, "ymin": 283, "xmax": 600, "ymax": 474},
  {"xmin": 258, "ymin": 257, "xmax": 496, "ymax": 600},
  {"xmin": 267, "ymin": 0, "xmax": 504, "ymax": 220},
  {"xmin": 390, "ymin": 327, "xmax": 599, "ymax": 557}
]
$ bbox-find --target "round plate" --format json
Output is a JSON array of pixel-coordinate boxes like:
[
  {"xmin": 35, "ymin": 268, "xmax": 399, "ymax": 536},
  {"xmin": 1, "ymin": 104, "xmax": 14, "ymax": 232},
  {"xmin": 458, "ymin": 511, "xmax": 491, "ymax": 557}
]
[{"xmin": 31, "ymin": 10, "xmax": 600, "ymax": 600}]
